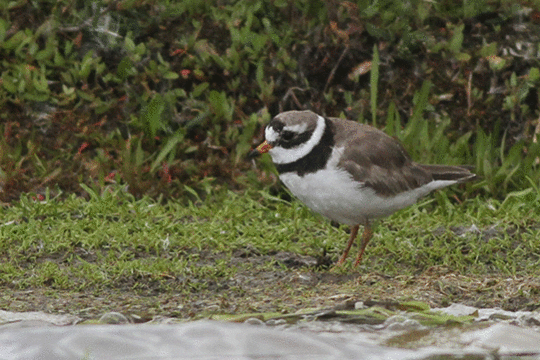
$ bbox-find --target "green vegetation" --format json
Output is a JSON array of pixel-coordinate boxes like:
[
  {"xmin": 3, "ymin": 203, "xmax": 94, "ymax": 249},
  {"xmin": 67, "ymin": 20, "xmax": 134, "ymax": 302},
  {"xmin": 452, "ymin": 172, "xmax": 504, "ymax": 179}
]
[
  {"xmin": 0, "ymin": 187, "xmax": 538, "ymax": 317},
  {"xmin": 2, "ymin": 0, "xmax": 540, "ymax": 317},
  {"xmin": 1, "ymin": 0, "xmax": 540, "ymax": 201}
]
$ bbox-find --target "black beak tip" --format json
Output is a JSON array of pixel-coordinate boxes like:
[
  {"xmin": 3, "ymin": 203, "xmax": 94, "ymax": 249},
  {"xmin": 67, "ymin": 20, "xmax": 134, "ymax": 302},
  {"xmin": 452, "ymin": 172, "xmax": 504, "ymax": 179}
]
[{"xmin": 247, "ymin": 149, "xmax": 261, "ymax": 159}]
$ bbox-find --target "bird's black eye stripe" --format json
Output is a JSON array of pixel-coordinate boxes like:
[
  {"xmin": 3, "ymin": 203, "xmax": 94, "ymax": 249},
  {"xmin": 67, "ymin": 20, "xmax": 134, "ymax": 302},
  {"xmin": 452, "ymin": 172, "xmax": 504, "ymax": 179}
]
[
  {"xmin": 271, "ymin": 122, "xmax": 284, "ymax": 132},
  {"xmin": 281, "ymin": 131, "xmax": 295, "ymax": 141},
  {"xmin": 278, "ymin": 129, "xmax": 313, "ymax": 149}
]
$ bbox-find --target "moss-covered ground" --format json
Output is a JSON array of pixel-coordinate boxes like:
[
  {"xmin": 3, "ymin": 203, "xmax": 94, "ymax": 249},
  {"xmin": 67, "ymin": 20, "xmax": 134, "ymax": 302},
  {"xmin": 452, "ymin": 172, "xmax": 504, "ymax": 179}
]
[{"xmin": 1, "ymin": 187, "xmax": 538, "ymax": 320}]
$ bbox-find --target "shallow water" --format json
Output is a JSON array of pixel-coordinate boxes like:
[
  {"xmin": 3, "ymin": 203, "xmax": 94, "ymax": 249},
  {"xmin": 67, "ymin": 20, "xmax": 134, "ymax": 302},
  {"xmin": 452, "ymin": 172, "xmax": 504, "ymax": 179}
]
[{"xmin": 1, "ymin": 304, "xmax": 539, "ymax": 360}]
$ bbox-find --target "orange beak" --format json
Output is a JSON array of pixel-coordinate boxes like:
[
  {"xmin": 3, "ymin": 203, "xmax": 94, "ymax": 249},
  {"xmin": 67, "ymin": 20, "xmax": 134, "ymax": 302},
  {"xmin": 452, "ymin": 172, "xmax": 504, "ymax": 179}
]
[
  {"xmin": 256, "ymin": 140, "xmax": 273, "ymax": 154},
  {"xmin": 249, "ymin": 140, "xmax": 273, "ymax": 158}
]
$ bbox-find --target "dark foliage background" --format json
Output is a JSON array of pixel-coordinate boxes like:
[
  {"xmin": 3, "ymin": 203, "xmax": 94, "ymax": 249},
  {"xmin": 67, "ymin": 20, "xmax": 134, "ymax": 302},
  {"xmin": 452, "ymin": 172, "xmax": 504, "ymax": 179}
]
[{"xmin": 1, "ymin": 0, "xmax": 540, "ymax": 202}]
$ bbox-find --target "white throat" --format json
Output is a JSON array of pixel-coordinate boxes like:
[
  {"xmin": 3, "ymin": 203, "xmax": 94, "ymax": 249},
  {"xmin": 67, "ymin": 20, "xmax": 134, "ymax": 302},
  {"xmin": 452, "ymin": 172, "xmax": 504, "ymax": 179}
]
[{"xmin": 268, "ymin": 115, "xmax": 326, "ymax": 164}]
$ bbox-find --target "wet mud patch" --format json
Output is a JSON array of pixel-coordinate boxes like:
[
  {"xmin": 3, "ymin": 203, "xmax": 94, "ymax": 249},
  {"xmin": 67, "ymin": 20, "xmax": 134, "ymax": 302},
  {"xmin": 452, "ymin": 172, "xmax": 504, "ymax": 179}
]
[{"xmin": 0, "ymin": 249, "xmax": 539, "ymax": 322}]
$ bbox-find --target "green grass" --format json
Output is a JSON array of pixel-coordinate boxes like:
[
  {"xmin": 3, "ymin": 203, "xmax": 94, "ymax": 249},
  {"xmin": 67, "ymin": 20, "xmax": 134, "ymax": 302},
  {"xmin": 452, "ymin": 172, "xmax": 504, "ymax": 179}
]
[
  {"xmin": 2, "ymin": 0, "xmax": 540, "ymax": 319},
  {"xmin": 0, "ymin": 186, "xmax": 539, "ymax": 317},
  {"xmin": 2, "ymin": 1, "xmax": 540, "ymax": 201},
  {"xmin": 1, "ymin": 186, "xmax": 539, "ymax": 293}
]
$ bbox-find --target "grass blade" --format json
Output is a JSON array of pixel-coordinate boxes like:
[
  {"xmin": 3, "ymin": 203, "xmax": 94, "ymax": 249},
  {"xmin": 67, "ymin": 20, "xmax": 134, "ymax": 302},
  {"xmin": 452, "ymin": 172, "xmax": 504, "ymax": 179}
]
[{"xmin": 370, "ymin": 44, "xmax": 379, "ymax": 127}]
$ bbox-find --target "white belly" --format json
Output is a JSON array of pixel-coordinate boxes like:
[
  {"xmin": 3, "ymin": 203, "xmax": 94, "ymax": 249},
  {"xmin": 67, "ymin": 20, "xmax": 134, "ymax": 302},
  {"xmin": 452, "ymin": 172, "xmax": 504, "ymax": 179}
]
[{"xmin": 279, "ymin": 167, "xmax": 449, "ymax": 226}]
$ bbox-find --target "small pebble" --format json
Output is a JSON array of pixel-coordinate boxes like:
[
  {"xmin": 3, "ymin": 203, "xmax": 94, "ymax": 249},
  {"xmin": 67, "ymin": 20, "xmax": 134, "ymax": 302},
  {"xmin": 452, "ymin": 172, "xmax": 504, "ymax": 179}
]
[
  {"xmin": 266, "ymin": 318, "xmax": 287, "ymax": 326},
  {"xmin": 99, "ymin": 312, "xmax": 129, "ymax": 324},
  {"xmin": 244, "ymin": 317, "xmax": 264, "ymax": 325},
  {"xmin": 355, "ymin": 301, "xmax": 366, "ymax": 310}
]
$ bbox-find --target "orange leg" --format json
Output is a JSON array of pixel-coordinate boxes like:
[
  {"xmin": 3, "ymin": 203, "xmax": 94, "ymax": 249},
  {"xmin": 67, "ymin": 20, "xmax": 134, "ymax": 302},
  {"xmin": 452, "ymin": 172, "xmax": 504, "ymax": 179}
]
[
  {"xmin": 334, "ymin": 224, "xmax": 359, "ymax": 267},
  {"xmin": 353, "ymin": 224, "xmax": 373, "ymax": 267}
]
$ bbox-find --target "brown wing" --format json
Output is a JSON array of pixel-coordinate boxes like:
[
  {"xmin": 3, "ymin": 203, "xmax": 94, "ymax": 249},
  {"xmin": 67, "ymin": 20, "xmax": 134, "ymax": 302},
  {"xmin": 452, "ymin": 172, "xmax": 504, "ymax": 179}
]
[{"xmin": 332, "ymin": 118, "xmax": 433, "ymax": 197}]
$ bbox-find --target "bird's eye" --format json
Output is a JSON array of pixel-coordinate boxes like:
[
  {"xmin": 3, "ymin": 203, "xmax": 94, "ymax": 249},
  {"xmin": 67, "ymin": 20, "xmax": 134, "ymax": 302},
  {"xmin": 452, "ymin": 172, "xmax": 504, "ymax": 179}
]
[{"xmin": 281, "ymin": 131, "xmax": 295, "ymax": 141}]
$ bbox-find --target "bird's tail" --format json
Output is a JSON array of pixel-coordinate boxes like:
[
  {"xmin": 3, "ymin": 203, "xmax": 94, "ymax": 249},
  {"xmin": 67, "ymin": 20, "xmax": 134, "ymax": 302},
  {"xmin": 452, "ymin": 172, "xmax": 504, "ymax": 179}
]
[{"xmin": 419, "ymin": 164, "xmax": 477, "ymax": 183}]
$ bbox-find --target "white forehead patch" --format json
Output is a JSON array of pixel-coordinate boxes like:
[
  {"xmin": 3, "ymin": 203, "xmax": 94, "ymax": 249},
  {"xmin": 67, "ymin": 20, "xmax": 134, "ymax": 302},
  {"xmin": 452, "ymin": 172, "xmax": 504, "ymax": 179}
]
[
  {"xmin": 265, "ymin": 126, "xmax": 279, "ymax": 143},
  {"xmin": 283, "ymin": 122, "xmax": 308, "ymax": 134},
  {"xmin": 269, "ymin": 115, "xmax": 326, "ymax": 165}
]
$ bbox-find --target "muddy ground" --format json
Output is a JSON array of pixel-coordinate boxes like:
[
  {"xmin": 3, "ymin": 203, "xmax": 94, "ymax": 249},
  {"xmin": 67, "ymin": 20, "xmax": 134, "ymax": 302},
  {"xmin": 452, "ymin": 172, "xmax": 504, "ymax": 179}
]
[{"xmin": 2, "ymin": 250, "xmax": 539, "ymax": 321}]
